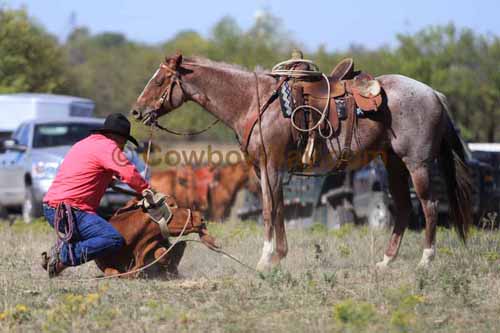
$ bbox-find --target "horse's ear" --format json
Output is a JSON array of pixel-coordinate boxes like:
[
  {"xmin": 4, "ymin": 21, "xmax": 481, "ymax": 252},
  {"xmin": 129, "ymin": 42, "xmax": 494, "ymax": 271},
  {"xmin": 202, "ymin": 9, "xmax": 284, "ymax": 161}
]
[
  {"xmin": 166, "ymin": 52, "xmax": 183, "ymax": 69},
  {"xmin": 174, "ymin": 52, "xmax": 183, "ymax": 67}
]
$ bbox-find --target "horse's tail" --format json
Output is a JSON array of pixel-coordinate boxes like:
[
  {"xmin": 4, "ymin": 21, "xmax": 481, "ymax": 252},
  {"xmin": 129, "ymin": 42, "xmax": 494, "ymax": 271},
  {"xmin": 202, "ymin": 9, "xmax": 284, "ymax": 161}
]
[{"xmin": 435, "ymin": 91, "xmax": 472, "ymax": 242}]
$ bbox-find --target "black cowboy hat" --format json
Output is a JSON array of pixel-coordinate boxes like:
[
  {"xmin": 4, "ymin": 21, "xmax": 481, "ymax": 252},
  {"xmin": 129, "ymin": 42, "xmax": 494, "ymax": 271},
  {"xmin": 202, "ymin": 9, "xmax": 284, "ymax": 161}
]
[{"xmin": 90, "ymin": 113, "xmax": 139, "ymax": 146}]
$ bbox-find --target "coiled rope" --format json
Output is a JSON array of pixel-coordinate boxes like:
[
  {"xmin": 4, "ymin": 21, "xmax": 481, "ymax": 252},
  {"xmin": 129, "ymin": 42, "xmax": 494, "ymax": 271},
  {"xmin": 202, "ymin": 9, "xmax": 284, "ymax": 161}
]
[{"xmin": 270, "ymin": 59, "xmax": 334, "ymax": 139}]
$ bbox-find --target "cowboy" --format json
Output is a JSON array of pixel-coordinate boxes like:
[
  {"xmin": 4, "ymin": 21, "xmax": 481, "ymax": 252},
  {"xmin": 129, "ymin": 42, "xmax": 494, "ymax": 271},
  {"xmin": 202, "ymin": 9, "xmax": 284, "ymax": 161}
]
[{"xmin": 41, "ymin": 113, "xmax": 150, "ymax": 277}]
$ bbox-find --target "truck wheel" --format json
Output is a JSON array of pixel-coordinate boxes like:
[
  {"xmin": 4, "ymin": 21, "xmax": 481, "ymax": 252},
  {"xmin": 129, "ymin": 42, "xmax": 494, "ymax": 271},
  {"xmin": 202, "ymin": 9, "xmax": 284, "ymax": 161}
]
[
  {"xmin": 22, "ymin": 186, "xmax": 41, "ymax": 224},
  {"xmin": 367, "ymin": 195, "xmax": 392, "ymax": 228},
  {"xmin": 0, "ymin": 204, "xmax": 7, "ymax": 220},
  {"xmin": 326, "ymin": 198, "xmax": 356, "ymax": 229}
]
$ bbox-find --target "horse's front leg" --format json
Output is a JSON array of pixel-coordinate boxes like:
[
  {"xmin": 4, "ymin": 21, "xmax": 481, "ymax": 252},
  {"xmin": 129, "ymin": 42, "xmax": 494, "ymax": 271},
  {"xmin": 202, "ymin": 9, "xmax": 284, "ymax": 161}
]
[{"xmin": 256, "ymin": 160, "xmax": 286, "ymax": 272}]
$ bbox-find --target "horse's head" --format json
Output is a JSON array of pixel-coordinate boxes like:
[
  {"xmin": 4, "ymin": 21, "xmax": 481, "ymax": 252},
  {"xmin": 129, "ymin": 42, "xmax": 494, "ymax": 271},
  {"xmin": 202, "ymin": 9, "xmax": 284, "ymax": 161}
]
[{"xmin": 132, "ymin": 53, "xmax": 188, "ymax": 125}]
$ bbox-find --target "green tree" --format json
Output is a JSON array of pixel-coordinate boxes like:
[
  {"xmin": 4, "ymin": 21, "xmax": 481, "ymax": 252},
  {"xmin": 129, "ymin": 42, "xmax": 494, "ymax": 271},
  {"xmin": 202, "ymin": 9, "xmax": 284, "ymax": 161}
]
[
  {"xmin": 65, "ymin": 28, "xmax": 163, "ymax": 118},
  {"xmin": 0, "ymin": 8, "xmax": 69, "ymax": 93},
  {"xmin": 395, "ymin": 24, "xmax": 499, "ymax": 141}
]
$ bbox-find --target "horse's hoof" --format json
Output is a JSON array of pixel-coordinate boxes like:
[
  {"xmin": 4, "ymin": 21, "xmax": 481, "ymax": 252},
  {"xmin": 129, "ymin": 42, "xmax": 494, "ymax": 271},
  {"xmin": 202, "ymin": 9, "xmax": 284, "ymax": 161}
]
[
  {"xmin": 270, "ymin": 254, "xmax": 282, "ymax": 267},
  {"xmin": 417, "ymin": 259, "xmax": 432, "ymax": 268},
  {"xmin": 256, "ymin": 259, "xmax": 272, "ymax": 272},
  {"xmin": 375, "ymin": 261, "xmax": 389, "ymax": 270},
  {"xmin": 417, "ymin": 261, "xmax": 429, "ymax": 268},
  {"xmin": 375, "ymin": 254, "xmax": 394, "ymax": 269},
  {"xmin": 418, "ymin": 247, "xmax": 435, "ymax": 268}
]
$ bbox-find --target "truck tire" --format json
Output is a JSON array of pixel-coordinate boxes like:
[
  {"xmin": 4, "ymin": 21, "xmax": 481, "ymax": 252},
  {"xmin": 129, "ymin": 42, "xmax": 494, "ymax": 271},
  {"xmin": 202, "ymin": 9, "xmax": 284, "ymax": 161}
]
[
  {"xmin": 0, "ymin": 203, "xmax": 7, "ymax": 220},
  {"xmin": 22, "ymin": 186, "xmax": 41, "ymax": 224},
  {"xmin": 326, "ymin": 198, "xmax": 356, "ymax": 229},
  {"xmin": 366, "ymin": 194, "xmax": 392, "ymax": 228}
]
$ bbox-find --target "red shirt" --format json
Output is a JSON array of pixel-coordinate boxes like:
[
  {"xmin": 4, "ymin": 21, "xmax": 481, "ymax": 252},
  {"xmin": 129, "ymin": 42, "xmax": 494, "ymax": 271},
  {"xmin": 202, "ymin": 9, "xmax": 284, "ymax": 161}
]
[{"xmin": 44, "ymin": 134, "xmax": 149, "ymax": 213}]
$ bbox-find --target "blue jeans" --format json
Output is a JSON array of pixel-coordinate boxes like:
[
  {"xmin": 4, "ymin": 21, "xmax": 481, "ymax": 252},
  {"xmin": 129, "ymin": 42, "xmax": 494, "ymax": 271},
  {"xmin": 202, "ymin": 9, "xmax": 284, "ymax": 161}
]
[{"xmin": 43, "ymin": 204, "xmax": 125, "ymax": 266}]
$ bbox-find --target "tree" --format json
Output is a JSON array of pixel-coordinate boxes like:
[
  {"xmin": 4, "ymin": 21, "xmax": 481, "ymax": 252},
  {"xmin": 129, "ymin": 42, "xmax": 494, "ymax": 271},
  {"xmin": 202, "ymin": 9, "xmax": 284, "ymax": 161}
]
[
  {"xmin": 0, "ymin": 8, "xmax": 69, "ymax": 93},
  {"xmin": 65, "ymin": 29, "xmax": 163, "ymax": 118}
]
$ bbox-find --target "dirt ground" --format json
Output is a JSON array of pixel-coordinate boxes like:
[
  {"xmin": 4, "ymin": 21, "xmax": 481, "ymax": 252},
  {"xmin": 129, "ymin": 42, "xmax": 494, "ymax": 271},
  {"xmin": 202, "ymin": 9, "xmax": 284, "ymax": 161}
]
[{"xmin": 1, "ymin": 219, "xmax": 500, "ymax": 332}]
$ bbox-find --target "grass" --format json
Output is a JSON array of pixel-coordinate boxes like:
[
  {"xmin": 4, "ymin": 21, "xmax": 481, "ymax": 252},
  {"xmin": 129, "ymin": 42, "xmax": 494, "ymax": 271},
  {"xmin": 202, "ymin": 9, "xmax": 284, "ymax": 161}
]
[{"xmin": 1, "ymin": 218, "xmax": 500, "ymax": 332}]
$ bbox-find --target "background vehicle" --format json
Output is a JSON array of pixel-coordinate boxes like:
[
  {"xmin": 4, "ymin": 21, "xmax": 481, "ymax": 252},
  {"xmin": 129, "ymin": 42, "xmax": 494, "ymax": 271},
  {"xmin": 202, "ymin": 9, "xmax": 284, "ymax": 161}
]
[
  {"xmin": 353, "ymin": 155, "xmax": 495, "ymax": 229},
  {"xmin": 468, "ymin": 143, "xmax": 500, "ymax": 221},
  {"xmin": 238, "ymin": 147, "xmax": 495, "ymax": 229},
  {"xmin": 238, "ymin": 171, "xmax": 355, "ymax": 229},
  {"xmin": 0, "ymin": 93, "xmax": 94, "ymax": 144},
  {"xmin": 0, "ymin": 117, "xmax": 149, "ymax": 222}
]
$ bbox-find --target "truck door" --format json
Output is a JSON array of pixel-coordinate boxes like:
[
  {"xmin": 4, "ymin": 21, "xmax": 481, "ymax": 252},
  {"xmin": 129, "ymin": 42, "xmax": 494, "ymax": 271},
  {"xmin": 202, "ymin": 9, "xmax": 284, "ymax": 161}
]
[{"xmin": 0, "ymin": 124, "xmax": 29, "ymax": 205}]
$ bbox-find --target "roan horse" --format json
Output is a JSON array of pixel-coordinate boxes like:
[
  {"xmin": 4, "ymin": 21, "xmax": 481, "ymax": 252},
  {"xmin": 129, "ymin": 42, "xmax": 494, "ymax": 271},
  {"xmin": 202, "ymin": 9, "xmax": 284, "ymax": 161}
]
[
  {"xmin": 132, "ymin": 53, "xmax": 472, "ymax": 271},
  {"xmin": 151, "ymin": 161, "xmax": 251, "ymax": 221}
]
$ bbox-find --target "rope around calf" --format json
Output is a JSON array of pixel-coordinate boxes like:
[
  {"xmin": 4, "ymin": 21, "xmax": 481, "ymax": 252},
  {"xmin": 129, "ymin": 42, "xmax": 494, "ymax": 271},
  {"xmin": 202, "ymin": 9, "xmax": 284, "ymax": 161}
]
[{"xmin": 52, "ymin": 209, "xmax": 193, "ymax": 282}]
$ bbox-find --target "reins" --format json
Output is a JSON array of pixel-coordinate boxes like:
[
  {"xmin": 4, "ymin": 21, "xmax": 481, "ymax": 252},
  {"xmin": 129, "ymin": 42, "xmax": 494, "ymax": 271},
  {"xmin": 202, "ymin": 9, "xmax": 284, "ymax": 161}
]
[
  {"xmin": 148, "ymin": 61, "xmax": 220, "ymax": 137},
  {"xmin": 152, "ymin": 117, "xmax": 220, "ymax": 137}
]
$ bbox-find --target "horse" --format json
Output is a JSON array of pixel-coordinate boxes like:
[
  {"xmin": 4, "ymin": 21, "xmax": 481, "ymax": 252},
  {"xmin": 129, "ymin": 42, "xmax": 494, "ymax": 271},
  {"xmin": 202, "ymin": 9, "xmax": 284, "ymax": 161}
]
[
  {"xmin": 95, "ymin": 195, "xmax": 218, "ymax": 278},
  {"xmin": 131, "ymin": 53, "xmax": 472, "ymax": 271},
  {"xmin": 151, "ymin": 161, "xmax": 251, "ymax": 221}
]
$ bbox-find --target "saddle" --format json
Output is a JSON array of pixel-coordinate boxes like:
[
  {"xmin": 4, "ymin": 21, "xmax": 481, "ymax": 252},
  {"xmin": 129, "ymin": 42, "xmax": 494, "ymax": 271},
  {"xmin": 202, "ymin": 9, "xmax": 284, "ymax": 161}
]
[
  {"xmin": 288, "ymin": 58, "xmax": 383, "ymax": 168},
  {"xmin": 241, "ymin": 57, "xmax": 384, "ymax": 171}
]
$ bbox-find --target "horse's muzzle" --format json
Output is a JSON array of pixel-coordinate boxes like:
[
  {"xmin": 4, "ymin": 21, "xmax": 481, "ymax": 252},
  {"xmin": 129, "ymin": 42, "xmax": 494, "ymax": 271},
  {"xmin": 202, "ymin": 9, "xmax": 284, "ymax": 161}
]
[
  {"xmin": 130, "ymin": 109, "xmax": 143, "ymax": 120},
  {"xmin": 130, "ymin": 109, "xmax": 157, "ymax": 126}
]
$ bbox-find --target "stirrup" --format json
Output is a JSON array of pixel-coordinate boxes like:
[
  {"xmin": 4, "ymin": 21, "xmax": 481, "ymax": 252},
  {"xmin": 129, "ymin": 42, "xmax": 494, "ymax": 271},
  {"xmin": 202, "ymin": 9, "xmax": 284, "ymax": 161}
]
[{"xmin": 302, "ymin": 136, "xmax": 316, "ymax": 166}]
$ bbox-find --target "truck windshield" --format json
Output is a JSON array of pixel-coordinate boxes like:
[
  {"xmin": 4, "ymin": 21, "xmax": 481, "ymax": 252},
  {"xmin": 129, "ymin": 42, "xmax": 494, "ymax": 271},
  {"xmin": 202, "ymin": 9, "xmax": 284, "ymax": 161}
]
[{"xmin": 33, "ymin": 123, "xmax": 101, "ymax": 148}]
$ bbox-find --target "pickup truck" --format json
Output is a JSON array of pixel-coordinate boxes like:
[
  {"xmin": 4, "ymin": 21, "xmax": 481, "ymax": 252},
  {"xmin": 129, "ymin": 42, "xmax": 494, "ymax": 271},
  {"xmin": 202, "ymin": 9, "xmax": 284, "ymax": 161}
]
[
  {"xmin": 0, "ymin": 117, "xmax": 149, "ymax": 222},
  {"xmin": 237, "ymin": 148, "xmax": 496, "ymax": 229},
  {"xmin": 468, "ymin": 143, "xmax": 500, "ymax": 222},
  {"xmin": 0, "ymin": 93, "xmax": 94, "ymax": 143}
]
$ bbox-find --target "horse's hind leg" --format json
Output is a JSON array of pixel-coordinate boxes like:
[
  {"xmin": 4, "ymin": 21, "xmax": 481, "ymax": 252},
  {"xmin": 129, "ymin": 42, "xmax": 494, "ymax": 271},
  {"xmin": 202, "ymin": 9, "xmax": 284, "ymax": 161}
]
[
  {"xmin": 408, "ymin": 163, "xmax": 438, "ymax": 266},
  {"xmin": 377, "ymin": 152, "xmax": 412, "ymax": 268}
]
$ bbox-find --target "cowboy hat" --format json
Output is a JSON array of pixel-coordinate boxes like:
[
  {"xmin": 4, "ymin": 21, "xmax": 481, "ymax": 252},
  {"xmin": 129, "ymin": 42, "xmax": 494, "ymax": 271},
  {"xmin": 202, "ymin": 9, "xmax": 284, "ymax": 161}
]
[{"xmin": 91, "ymin": 113, "xmax": 139, "ymax": 146}]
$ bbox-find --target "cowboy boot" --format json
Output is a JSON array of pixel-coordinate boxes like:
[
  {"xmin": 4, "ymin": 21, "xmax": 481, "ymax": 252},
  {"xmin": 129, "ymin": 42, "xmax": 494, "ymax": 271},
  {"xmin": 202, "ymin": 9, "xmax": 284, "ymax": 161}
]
[{"xmin": 41, "ymin": 244, "xmax": 67, "ymax": 278}]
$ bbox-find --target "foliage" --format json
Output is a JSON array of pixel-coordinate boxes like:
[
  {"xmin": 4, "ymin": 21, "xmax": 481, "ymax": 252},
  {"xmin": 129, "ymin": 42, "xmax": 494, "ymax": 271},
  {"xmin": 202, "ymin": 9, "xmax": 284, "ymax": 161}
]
[
  {"xmin": 0, "ymin": 8, "xmax": 498, "ymax": 141},
  {"xmin": 0, "ymin": 8, "xmax": 70, "ymax": 94},
  {"xmin": 333, "ymin": 299, "xmax": 377, "ymax": 329},
  {"xmin": 0, "ymin": 304, "xmax": 31, "ymax": 325},
  {"xmin": 2, "ymin": 219, "xmax": 500, "ymax": 331}
]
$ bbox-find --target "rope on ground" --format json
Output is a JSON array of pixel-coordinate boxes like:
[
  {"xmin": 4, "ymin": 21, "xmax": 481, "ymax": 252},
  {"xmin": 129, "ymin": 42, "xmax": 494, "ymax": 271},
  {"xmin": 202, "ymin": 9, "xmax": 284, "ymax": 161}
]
[{"xmin": 184, "ymin": 239, "xmax": 258, "ymax": 273}]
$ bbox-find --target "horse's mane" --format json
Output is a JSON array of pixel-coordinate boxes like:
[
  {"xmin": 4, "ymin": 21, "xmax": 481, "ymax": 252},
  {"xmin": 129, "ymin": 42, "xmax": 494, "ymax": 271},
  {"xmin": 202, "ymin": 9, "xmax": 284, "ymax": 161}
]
[{"xmin": 183, "ymin": 56, "xmax": 268, "ymax": 75}]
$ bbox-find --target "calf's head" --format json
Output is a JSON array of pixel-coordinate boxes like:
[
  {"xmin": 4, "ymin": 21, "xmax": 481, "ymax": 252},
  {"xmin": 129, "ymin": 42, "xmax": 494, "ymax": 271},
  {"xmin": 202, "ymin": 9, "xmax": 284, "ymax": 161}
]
[{"xmin": 168, "ymin": 207, "xmax": 218, "ymax": 250}]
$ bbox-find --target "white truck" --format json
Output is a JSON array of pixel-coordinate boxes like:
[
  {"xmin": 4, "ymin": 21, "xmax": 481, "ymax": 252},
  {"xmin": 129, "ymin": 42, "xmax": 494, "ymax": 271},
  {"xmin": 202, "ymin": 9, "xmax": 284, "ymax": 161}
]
[{"xmin": 0, "ymin": 93, "xmax": 94, "ymax": 141}]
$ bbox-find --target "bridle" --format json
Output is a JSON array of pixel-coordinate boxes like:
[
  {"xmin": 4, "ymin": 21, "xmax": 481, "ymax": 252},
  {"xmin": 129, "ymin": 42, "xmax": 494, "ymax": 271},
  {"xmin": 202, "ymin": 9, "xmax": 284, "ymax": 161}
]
[
  {"xmin": 151, "ymin": 63, "xmax": 185, "ymax": 118},
  {"xmin": 145, "ymin": 62, "xmax": 220, "ymax": 136}
]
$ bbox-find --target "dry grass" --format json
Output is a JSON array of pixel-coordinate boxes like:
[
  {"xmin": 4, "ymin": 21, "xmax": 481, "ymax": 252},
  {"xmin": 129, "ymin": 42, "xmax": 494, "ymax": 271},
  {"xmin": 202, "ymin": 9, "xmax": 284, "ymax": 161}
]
[{"xmin": 1, "ymin": 219, "xmax": 500, "ymax": 332}]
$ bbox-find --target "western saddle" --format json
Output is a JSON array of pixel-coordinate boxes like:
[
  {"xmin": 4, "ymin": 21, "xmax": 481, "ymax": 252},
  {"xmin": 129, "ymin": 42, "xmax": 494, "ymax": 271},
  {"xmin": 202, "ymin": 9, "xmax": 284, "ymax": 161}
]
[
  {"xmin": 240, "ymin": 53, "xmax": 383, "ymax": 172},
  {"xmin": 285, "ymin": 56, "xmax": 382, "ymax": 169}
]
